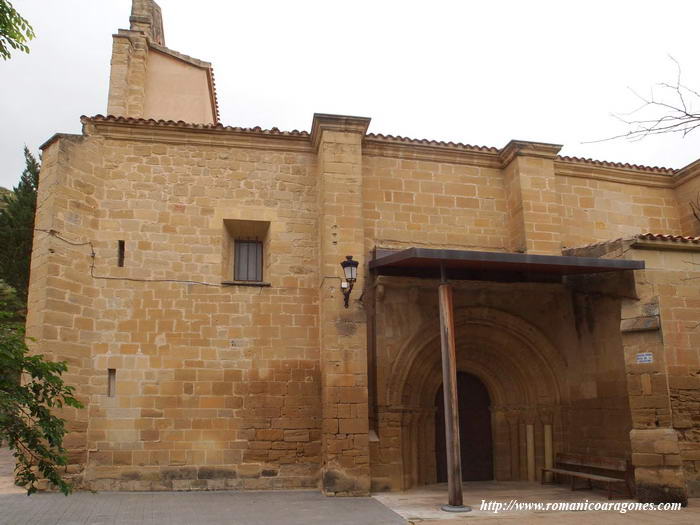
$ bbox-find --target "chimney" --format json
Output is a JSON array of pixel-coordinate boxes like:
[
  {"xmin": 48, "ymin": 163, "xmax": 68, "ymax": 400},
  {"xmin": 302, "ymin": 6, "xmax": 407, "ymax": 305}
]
[{"xmin": 129, "ymin": 0, "xmax": 165, "ymax": 46}]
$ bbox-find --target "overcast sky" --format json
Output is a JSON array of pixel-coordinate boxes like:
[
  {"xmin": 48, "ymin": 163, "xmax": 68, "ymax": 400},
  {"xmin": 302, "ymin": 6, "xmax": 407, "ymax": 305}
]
[{"xmin": 2, "ymin": 0, "xmax": 700, "ymax": 189}]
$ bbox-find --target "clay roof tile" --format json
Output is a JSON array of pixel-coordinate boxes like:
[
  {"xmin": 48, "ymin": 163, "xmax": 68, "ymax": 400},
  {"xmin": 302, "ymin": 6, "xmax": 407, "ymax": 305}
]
[
  {"xmin": 83, "ymin": 115, "xmax": 311, "ymax": 137},
  {"xmin": 365, "ymin": 132, "xmax": 499, "ymax": 153},
  {"xmin": 637, "ymin": 233, "xmax": 700, "ymax": 243},
  {"xmin": 556, "ymin": 155, "xmax": 675, "ymax": 174}
]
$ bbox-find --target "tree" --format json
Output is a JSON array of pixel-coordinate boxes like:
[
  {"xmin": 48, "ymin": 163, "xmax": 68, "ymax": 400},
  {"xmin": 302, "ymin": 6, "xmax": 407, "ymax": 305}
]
[
  {"xmin": 0, "ymin": 147, "xmax": 39, "ymax": 303},
  {"xmin": 594, "ymin": 57, "xmax": 700, "ymax": 143},
  {"xmin": 0, "ymin": 282, "xmax": 83, "ymax": 495},
  {"xmin": 0, "ymin": 0, "xmax": 35, "ymax": 60}
]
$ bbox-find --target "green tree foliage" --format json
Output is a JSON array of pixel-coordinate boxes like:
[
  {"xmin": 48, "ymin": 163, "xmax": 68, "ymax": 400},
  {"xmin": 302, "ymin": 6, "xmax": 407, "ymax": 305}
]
[
  {"xmin": 0, "ymin": 187, "xmax": 11, "ymax": 210},
  {"xmin": 0, "ymin": 147, "xmax": 39, "ymax": 302},
  {"xmin": 0, "ymin": 0, "xmax": 35, "ymax": 60},
  {"xmin": 0, "ymin": 282, "xmax": 83, "ymax": 495}
]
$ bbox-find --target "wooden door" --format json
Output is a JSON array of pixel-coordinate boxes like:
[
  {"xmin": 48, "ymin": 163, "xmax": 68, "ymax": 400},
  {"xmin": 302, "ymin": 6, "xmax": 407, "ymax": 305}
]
[{"xmin": 436, "ymin": 372, "xmax": 493, "ymax": 481}]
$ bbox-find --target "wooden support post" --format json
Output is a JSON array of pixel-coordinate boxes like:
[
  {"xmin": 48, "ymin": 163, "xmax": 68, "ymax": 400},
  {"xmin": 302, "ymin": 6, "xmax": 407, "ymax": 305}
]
[{"xmin": 438, "ymin": 266, "xmax": 470, "ymax": 513}]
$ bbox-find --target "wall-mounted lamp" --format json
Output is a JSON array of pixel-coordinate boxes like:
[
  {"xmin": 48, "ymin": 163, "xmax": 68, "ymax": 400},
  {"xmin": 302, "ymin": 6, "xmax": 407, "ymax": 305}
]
[{"xmin": 340, "ymin": 255, "xmax": 359, "ymax": 308}]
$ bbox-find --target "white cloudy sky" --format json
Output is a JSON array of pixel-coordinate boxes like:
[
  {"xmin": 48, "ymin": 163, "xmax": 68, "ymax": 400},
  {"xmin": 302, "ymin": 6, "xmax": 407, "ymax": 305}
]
[{"xmin": 2, "ymin": 0, "xmax": 700, "ymax": 189}]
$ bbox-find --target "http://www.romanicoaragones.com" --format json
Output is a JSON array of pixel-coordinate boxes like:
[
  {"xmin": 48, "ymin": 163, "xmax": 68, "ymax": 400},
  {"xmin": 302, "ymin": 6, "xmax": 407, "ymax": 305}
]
[{"xmin": 480, "ymin": 499, "xmax": 682, "ymax": 514}]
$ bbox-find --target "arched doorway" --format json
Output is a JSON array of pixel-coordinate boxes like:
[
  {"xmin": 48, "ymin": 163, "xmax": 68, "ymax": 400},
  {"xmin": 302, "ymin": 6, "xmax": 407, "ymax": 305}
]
[
  {"xmin": 435, "ymin": 372, "xmax": 493, "ymax": 481},
  {"xmin": 381, "ymin": 306, "xmax": 567, "ymax": 490}
]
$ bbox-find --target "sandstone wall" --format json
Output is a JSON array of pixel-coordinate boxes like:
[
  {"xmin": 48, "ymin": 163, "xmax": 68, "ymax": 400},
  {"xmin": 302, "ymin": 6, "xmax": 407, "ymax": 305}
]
[
  {"xmin": 362, "ymin": 154, "xmax": 508, "ymax": 252},
  {"xmin": 33, "ymin": 122, "xmax": 321, "ymax": 490},
  {"xmin": 557, "ymin": 175, "xmax": 681, "ymax": 249},
  {"xmin": 30, "ymin": 116, "xmax": 700, "ymax": 498},
  {"xmin": 627, "ymin": 245, "xmax": 700, "ymax": 500}
]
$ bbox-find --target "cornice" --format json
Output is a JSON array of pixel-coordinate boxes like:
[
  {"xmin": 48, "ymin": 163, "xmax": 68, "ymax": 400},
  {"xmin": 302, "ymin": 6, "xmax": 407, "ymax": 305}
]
[
  {"xmin": 69, "ymin": 114, "xmax": 700, "ymax": 191},
  {"xmin": 310, "ymin": 113, "xmax": 371, "ymax": 151},
  {"xmin": 148, "ymin": 41, "xmax": 211, "ymax": 69},
  {"xmin": 362, "ymin": 137, "xmax": 502, "ymax": 169},
  {"xmin": 498, "ymin": 139, "xmax": 563, "ymax": 167},
  {"xmin": 554, "ymin": 159, "xmax": 675, "ymax": 188},
  {"xmin": 39, "ymin": 133, "xmax": 83, "ymax": 151},
  {"xmin": 81, "ymin": 116, "xmax": 312, "ymax": 153},
  {"xmin": 673, "ymin": 158, "xmax": 700, "ymax": 187}
]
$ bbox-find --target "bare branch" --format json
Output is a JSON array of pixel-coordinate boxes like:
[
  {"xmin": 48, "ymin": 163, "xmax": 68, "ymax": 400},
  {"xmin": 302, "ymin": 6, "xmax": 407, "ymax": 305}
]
[{"xmin": 584, "ymin": 57, "xmax": 700, "ymax": 144}]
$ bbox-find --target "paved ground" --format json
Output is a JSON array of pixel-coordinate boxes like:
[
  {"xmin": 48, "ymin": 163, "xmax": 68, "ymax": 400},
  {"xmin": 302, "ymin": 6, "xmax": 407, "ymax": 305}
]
[
  {"xmin": 375, "ymin": 481, "xmax": 700, "ymax": 524},
  {"xmin": 0, "ymin": 490, "xmax": 406, "ymax": 525},
  {"xmin": 3, "ymin": 448, "xmax": 699, "ymax": 524},
  {"xmin": 0, "ymin": 448, "xmax": 404, "ymax": 524}
]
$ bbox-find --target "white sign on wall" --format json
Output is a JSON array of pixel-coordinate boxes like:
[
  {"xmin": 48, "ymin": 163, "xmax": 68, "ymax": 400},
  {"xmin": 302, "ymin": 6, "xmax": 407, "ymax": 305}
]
[{"xmin": 636, "ymin": 352, "xmax": 654, "ymax": 364}]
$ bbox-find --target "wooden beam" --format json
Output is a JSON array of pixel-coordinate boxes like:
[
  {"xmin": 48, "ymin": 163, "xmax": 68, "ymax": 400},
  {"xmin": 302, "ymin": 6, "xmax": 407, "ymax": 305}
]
[{"xmin": 438, "ymin": 267, "xmax": 470, "ymax": 512}]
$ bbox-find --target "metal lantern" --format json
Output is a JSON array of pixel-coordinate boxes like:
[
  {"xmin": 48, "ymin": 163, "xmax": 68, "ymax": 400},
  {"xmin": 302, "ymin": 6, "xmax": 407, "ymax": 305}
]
[
  {"xmin": 340, "ymin": 255, "xmax": 359, "ymax": 307},
  {"xmin": 340, "ymin": 255, "xmax": 359, "ymax": 282}
]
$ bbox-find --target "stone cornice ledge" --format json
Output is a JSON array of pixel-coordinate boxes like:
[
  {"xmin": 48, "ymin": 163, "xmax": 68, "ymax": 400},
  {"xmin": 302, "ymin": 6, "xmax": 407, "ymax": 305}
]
[
  {"xmin": 673, "ymin": 158, "xmax": 700, "ymax": 187},
  {"xmin": 310, "ymin": 113, "xmax": 371, "ymax": 151},
  {"xmin": 498, "ymin": 139, "xmax": 563, "ymax": 166},
  {"xmin": 81, "ymin": 117, "xmax": 313, "ymax": 153},
  {"xmin": 363, "ymin": 137, "xmax": 502, "ymax": 168},
  {"xmin": 555, "ymin": 160, "xmax": 675, "ymax": 188}
]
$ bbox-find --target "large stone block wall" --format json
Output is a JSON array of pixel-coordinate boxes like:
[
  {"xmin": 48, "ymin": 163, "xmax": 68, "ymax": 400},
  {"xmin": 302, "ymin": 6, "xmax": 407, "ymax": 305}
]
[
  {"xmin": 628, "ymin": 245, "xmax": 700, "ymax": 499},
  {"xmin": 27, "ymin": 134, "xmax": 105, "ymax": 486},
  {"xmin": 563, "ymin": 291, "xmax": 633, "ymax": 459},
  {"xmin": 362, "ymin": 154, "xmax": 508, "ymax": 251},
  {"xmin": 32, "ymin": 124, "xmax": 323, "ymax": 490},
  {"xmin": 557, "ymin": 175, "xmax": 682, "ymax": 249},
  {"xmin": 29, "ymin": 116, "xmax": 700, "ymax": 498},
  {"xmin": 315, "ymin": 116, "xmax": 371, "ymax": 495}
]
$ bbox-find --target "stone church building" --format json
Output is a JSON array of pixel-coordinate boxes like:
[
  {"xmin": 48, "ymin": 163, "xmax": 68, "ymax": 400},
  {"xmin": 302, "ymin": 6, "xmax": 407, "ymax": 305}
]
[{"xmin": 27, "ymin": 0, "xmax": 700, "ymax": 504}]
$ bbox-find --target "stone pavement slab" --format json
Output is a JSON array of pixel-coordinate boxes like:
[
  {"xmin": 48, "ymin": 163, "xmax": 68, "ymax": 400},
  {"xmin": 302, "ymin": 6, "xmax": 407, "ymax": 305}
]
[
  {"xmin": 373, "ymin": 481, "xmax": 700, "ymax": 525},
  {"xmin": 0, "ymin": 490, "xmax": 406, "ymax": 525}
]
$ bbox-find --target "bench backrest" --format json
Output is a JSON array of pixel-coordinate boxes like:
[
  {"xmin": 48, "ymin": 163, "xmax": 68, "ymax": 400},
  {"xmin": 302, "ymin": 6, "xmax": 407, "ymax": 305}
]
[{"xmin": 555, "ymin": 452, "xmax": 628, "ymax": 472}]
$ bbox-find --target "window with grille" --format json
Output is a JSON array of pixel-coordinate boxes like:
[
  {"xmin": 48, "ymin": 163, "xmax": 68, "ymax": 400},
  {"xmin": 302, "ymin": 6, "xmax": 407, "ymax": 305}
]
[{"xmin": 234, "ymin": 240, "xmax": 263, "ymax": 282}]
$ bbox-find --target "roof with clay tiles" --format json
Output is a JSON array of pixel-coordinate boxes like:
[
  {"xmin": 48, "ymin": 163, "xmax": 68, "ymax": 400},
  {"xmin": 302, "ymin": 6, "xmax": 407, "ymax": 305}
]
[
  {"xmin": 564, "ymin": 233, "xmax": 700, "ymax": 256},
  {"xmin": 209, "ymin": 67, "xmax": 220, "ymax": 123},
  {"xmin": 636, "ymin": 233, "xmax": 700, "ymax": 243},
  {"xmin": 364, "ymin": 132, "xmax": 499, "ymax": 153},
  {"xmin": 77, "ymin": 115, "xmax": 694, "ymax": 175},
  {"xmin": 555, "ymin": 155, "xmax": 675, "ymax": 174},
  {"xmin": 83, "ymin": 115, "xmax": 310, "ymax": 136}
]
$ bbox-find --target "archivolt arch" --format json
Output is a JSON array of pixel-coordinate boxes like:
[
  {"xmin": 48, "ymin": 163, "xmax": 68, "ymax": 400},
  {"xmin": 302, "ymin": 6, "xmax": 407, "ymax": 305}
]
[
  {"xmin": 381, "ymin": 306, "xmax": 568, "ymax": 488},
  {"xmin": 386, "ymin": 306, "xmax": 567, "ymax": 410}
]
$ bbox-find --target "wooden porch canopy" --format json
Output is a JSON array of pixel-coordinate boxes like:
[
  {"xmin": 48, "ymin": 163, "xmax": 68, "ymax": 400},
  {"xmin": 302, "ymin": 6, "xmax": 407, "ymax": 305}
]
[
  {"xmin": 369, "ymin": 247, "xmax": 644, "ymax": 280},
  {"xmin": 367, "ymin": 247, "xmax": 643, "ymax": 512}
]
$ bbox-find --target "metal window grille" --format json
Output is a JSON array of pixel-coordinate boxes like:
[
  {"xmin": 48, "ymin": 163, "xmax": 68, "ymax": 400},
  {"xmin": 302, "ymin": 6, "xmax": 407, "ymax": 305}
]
[{"xmin": 234, "ymin": 240, "xmax": 263, "ymax": 281}]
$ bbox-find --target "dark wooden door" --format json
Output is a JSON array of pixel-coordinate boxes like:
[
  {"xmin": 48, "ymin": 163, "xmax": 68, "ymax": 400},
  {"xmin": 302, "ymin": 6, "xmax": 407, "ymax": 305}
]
[{"xmin": 436, "ymin": 372, "xmax": 493, "ymax": 481}]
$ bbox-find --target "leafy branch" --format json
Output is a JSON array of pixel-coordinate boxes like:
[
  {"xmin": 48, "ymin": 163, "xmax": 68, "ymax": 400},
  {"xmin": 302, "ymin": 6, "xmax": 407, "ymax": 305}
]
[
  {"xmin": 0, "ymin": 0, "xmax": 35, "ymax": 60},
  {"xmin": 0, "ymin": 284, "xmax": 83, "ymax": 495}
]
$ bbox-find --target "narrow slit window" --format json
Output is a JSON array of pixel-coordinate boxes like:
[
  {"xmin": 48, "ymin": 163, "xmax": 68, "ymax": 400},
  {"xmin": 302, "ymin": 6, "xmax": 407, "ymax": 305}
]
[
  {"xmin": 117, "ymin": 240, "xmax": 125, "ymax": 267},
  {"xmin": 234, "ymin": 240, "xmax": 263, "ymax": 282},
  {"xmin": 107, "ymin": 369, "xmax": 116, "ymax": 397}
]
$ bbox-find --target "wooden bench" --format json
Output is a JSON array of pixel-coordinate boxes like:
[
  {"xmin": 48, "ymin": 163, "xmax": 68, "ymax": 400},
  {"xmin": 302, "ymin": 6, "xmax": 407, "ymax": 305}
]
[{"xmin": 541, "ymin": 453, "xmax": 633, "ymax": 499}]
